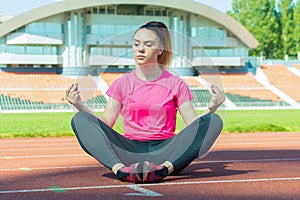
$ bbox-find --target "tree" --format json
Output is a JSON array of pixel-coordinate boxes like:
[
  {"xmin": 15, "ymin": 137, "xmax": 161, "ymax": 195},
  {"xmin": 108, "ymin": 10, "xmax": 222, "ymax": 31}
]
[
  {"xmin": 293, "ymin": 1, "xmax": 300, "ymax": 57},
  {"xmin": 262, "ymin": 0, "xmax": 282, "ymax": 59},
  {"xmin": 228, "ymin": 0, "xmax": 281, "ymax": 58},
  {"xmin": 278, "ymin": 0, "xmax": 297, "ymax": 58}
]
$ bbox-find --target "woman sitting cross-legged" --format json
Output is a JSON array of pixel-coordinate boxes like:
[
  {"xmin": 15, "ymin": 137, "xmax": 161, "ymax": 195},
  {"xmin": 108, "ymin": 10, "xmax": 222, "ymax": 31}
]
[{"xmin": 66, "ymin": 21, "xmax": 225, "ymax": 183}]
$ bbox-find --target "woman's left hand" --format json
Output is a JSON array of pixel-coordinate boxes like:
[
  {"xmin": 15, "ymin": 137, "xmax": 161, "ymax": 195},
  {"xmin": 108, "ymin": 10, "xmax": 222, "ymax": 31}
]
[{"xmin": 208, "ymin": 85, "xmax": 225, "ymax": 113}]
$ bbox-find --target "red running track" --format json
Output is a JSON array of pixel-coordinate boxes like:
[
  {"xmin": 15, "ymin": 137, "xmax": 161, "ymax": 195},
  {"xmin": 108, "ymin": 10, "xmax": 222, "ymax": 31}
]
[{"xmin": 0, "ymin": 132, "xmax": 299, "ymax": 200}]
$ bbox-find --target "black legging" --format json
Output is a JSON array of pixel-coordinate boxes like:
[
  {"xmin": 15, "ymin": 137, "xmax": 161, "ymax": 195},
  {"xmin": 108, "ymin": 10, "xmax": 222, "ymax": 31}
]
[{"xmin": 71, "ymin": 111, "xmax": 223, "ymax": 175}]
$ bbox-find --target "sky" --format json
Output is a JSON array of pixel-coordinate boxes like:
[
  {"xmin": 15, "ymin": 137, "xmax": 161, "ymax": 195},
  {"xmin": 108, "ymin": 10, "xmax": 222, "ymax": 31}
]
[{"xmin": 0, "ymin": 0, "xmax": 232, "ymax": 16}]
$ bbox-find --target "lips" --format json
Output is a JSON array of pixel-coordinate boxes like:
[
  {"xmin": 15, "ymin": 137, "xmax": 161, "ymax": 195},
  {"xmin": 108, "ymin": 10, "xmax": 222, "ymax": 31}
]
[{"xmin": 137, "ymin": 55, "xmax": 145, "ymax": 59}]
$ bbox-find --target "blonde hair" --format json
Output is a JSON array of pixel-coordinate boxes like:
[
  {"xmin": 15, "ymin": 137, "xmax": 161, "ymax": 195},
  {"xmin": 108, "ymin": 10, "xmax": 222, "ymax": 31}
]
[{"xmin": 135, "ymin": 21, "xmax": 173, "ymax": 69}]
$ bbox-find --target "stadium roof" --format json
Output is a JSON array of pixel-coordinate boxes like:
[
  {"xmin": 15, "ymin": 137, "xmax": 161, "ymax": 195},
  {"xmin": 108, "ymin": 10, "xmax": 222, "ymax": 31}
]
[{"xmin": 0, "ymin": 0, "xmax": 259, "ymax": 48}]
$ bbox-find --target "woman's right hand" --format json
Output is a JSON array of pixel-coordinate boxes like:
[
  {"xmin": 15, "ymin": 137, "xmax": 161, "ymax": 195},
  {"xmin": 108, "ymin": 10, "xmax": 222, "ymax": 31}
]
[{"xmin": 66, "ymin": 83, "xmax": 84, "ymax": 110}]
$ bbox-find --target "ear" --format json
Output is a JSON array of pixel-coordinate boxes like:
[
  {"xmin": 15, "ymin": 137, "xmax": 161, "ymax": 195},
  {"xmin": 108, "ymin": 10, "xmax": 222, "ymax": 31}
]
[
  {"xmin": 158, "ymin": 45, "xmax": 164, "ymax": 55},
  {"xmin": 158, "ymin": 44, "xmax": 164, "ymax": 55},
  {"xmin": 158, "ymin": 49, "xmax": 163, "ymax": 55}
]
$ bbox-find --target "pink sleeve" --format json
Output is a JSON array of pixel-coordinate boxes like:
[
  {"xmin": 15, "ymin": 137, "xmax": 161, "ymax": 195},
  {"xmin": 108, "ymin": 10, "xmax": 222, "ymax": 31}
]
[
  {"xmin": 106, "ymin": 77, "xmax": 123, "ymax": 103},
  {"xmin": 175, "ymin": 79, "xmax": 193, "ymax": 106}
]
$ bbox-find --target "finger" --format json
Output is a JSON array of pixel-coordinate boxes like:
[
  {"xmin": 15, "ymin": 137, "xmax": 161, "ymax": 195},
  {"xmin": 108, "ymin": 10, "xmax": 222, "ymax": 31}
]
[
  {"xmin": 66, "ymin": 84, "xmax": 73, "ymax": 93},
  {"xmin": 212, "ymin": 85, "xmax": 224, "ymax": 94},
  {"xmin": 211, "ymin": 94, "xmax": 217, "ymax": 102},
  {"xmin": 73, "ymin": 91, "xmax": 82, "ymax": 102},
  {"xmin": 70, "ymin": 83, "xmax": 78, "ymax": 93},
  {"xmin": 66, "ymin": 84, "xmax": 74, "ymax": 99},
  {"xmin": 211, "ymin": 85, "xmax": 220, "ymax": 94}
]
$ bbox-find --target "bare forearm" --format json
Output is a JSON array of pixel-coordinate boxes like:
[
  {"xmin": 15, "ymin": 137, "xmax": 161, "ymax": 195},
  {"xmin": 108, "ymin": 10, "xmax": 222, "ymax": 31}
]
[
  {"xmin": 66, "ymin": 83, "xmax": 114, "ymax": 126},
  {"xmin": 73, "ymin": 103, "xmax": 102, "ymax": 120}
]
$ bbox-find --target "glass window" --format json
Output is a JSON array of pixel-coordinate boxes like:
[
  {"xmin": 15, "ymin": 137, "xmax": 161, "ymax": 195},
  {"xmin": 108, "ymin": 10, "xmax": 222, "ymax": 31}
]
[
  {"xmin": 107, "ymin": 6, "xmax": 115, "ymax": 15},
  {"xmin": 19, "ymin": 26, "xmax": 26, "ymax": 33},
  {"xmin": 93, "ymin": 7, "xmax": 98, "ymax": 14},
  {"xmin": 192, "ymin": 48, "xmax": 207, "ymax": 57},
  {"xmin": 90, "ymin": 47, "xmax": 132, "ymax": 58},
  {"xmin": 173, "ymin": 16, "xmax": 178, "ymax": 32},
  {"xmin": 91, "ymin": 24, "xmax": 99, "ymax": 34},
  {"xmin": 27, "ymin": 23, "xmax": 62, "ymax": 34},
  {"xmin": 155, "ymin": 9, "xmax": 161, "ymax": 16},
  {"xmin": 99, "ymin": 7, "xmax": 106, "ymax": 14},
  {"xmin": 27, "ymin": 46, "xmax": 42, "ymax": 54},
  {"xmin": 146, "ymin": 9, "xmax": 153, "ymax": 16},
  {"xmin": 191, "ymin": 27, "xmax": 197, "ymax": 37},
  {"xmin": 86, "ymin": 25, "xmax": 91, "ymax": 34},
  {"xmin": 191, "ymin": 27, "xmax": 225, "ymax": 39},
  {"xmin": 219, "ymin": 49, "xmax": 233, "ymax": 57},
  {"xmin": 61, "ymin": 24, "xmax": 65, "ymax": 34},
  {"xmin": 207, "ymin": 49, "xmax": 218, "ymax": 57},
  {"xmin": 8, "ymin": 45, "xmax": 25, "ymax": 54}
]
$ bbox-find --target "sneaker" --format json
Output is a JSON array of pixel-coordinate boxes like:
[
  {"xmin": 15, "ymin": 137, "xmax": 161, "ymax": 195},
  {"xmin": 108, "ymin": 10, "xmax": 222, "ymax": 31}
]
[
  {"xmin": 116, "ymin": 163, "xmax": 143, "ymax": 183},
  {"xmin": 142, "ymin": 161, "xmax": 168, "ymax": 183}
]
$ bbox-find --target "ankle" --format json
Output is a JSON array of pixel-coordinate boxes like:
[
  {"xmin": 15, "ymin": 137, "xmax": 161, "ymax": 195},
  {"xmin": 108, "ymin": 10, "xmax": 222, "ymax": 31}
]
[
  {"xmin": 160, "ymin": 161, "xmax": 174, "ymax": 175},
  {"xmin": 112, "ymin": 163, "xmax": 125, "ymax": 175}
]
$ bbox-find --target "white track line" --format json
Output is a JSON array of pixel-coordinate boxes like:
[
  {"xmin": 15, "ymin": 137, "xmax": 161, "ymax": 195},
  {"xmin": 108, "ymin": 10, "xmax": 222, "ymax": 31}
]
[
  {"xmin": 1, "ymin": 147, "xmax": 80, "ymax": 152},
  {"xmin": 1, "ymin": 157, "xmax": 299, "ymax": 171},
  {"xmin": 0, "ymin": 154, "xmax": 87, "ymax": 159},
  {"xmin": 216, "ymin": 142, "xmax": 300, "ymax": 145},
  {"xmin": 198, "ymin": 157, "xmax": 300, "ymax": 163},
  {"xmin": 1, "ymin": 177, "xmax": 300, "ymax": 194},
  {"xmin": 1, "ymin": 141, "xmax": 299, "ymax": 150},
  {"xmin": 1, "ymin": 153, "xmax": 299, "ymax": 161},
  {"xmin": 0, "ymin": 165, "xmax": 102, "ymax": 171},
  {"xmin": 0, "ymin": 143, "xmax": 77, "ymax": 147}
]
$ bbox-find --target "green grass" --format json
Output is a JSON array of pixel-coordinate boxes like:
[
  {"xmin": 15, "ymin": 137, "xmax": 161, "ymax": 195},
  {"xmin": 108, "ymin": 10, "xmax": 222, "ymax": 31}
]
[
  {"xmin": 222, "ymin": 110, "xmax": 300, "ymax": 133},
  {"xmin": 0, "ymin": 112, "xmax": 75, "ymax": 138},
  {"xmin": 0, "ymin": 110, "xmax": 299, "ymax": 138}
]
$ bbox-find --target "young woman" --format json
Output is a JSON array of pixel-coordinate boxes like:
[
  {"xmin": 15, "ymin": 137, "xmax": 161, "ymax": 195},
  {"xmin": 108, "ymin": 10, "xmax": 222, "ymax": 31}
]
[{"xmin": 66, "ymin": 21, "xmax": 225, "ymax": 183}]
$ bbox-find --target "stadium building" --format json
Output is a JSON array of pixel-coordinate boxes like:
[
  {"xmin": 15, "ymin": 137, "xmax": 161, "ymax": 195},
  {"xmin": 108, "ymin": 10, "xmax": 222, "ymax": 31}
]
[
  {"xmin": 0, "ymin": 0, "xmax": 258, "ymax": 74},
  {"xmin": 0, "ymin": 0, "xmax": 300, "ymax": 111}
]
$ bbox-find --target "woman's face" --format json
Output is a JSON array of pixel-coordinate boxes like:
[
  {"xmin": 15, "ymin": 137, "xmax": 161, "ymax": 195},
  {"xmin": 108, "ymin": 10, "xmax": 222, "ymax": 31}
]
[{"xmin": 132, "ymin": 28, "xmax": 163, "ymax": 66}]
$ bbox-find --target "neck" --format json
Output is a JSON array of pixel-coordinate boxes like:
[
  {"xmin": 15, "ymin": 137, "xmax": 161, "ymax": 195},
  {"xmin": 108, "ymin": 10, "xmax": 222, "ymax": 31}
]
[{"xmin": 135, "ymin": 63, "xmax": 163, "ymax": 81}]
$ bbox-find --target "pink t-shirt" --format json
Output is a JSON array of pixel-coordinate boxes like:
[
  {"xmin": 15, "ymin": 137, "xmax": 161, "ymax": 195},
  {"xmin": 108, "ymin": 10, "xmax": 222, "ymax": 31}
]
[{"xmin": 106, "ymin": 70, "xmax": 193, "ymax": 141}]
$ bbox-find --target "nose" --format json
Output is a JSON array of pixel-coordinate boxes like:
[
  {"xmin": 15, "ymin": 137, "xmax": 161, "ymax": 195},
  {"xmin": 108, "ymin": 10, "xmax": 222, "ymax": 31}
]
[{"xmin": 138, "ymin": 45, "xmax": 145, "ymax": 53}]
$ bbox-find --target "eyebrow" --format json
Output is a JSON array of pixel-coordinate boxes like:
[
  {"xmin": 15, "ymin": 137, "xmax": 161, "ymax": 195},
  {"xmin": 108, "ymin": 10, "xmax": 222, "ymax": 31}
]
[{"xmin": 133, "ymin": 39, "xmax": 155, "ymax": 43}]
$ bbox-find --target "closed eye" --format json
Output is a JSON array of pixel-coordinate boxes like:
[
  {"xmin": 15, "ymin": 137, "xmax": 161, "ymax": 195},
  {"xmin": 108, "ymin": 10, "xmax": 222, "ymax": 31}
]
[{"xmin": 145, "ymin": 42, "xmax": 154, "ymax": 47}]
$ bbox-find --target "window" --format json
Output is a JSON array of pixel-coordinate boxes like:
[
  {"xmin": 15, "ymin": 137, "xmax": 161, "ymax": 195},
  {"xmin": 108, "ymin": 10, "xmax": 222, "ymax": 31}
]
[
  {"xmin": 86, "ymin": 25, "xmax": 91, "ymax": 34},
  {"xmin": 27, "ymin": 23, "xmax": 62, "ymax": 35},
  {"xmin": 90, "ymin": 46, "xmax": 132, "ymax": 58},
  {"xmin": 8, "ymin": 45, "xmax": 25, "ymax": 54},
  {"xmin": 99, "ymin": 7, "xmax": 106, "ymax": 14},
  {"xmin": 93, "ymin": 7, "xmax": 98, "ymax": 14},
  {"xmin": 144, "ymin": 7, "xmax": 168, "ymax": 16},
  {"xmin": 191, "ymin": 27, "xmax": 226, "ymax": 39},
  {"xmin": 107, "ymin": 6, "xmax": 116, "ymax": 15}
]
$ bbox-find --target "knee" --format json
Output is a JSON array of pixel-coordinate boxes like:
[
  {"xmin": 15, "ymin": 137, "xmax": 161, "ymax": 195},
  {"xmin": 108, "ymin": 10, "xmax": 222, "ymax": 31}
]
[
  {"xmin": 71, "ymin": 111, "xmax": 91, "ymax": 133},
  {"xmin": 71, "ymin": 111, "xmax": 96, "ymax": 125},
  {"xmin": 199, "ymin": 113, "xmax": 223, "ymax": 130},
  {"xmin": 210, "ymin": 113, "xmax": 223, "ymax": 129},
  {"xmin": 72, "ymin": 111, "xmax": 90, "ymax": 121}
]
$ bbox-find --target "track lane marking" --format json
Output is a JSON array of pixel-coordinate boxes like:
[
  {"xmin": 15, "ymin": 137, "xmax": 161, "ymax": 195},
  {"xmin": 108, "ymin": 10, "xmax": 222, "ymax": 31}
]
[
  {"xmin": 1, "ymin": 147, "xmax": 80, "ymax": 152},
  {"xmin": 0, "ymin": 165, "xmax": 102, "ymax": 171},
  {"xmin": 0, "ymin": 154, "xmax": 87, "ymax": 159},
  {"xmin": 1, "ymin": 157, "xmax": 299, "ymax": 171},
  {"xmin": 126, "ymin": 185, "xmax": 163, "ymax": 196},
  {"xmin": 0, "ymin": 143, "xmax": 78, "ymax": 147},
  {"xmin": 199, "ymin": 157, "xmax": 300, "ymax": 163},
  {"xmin": 0, "ymin": 177, "xmax": 300, "ymax": 194},
  {"xmin": 1, "ymin": 141, "xmax": 299, "ymax": 147}
]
